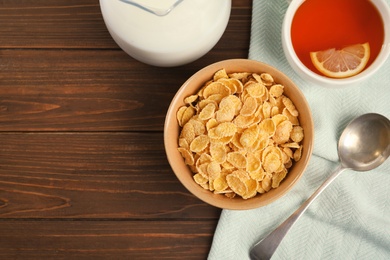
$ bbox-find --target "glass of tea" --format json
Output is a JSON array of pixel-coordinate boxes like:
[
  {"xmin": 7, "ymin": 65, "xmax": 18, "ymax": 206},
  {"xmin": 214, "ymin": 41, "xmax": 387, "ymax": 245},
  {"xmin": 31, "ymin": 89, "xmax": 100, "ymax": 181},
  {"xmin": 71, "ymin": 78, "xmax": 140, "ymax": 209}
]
[{"xmin": 282, "ymin": 0, "xmax": 390, "ymax": 88}]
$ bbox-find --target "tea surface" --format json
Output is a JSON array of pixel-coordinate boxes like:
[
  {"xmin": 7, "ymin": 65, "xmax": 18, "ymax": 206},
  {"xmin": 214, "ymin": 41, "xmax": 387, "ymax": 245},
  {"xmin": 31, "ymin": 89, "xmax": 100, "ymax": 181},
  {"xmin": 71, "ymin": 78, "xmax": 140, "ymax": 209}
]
[{"xmin": 291, "ymin": 0, "xmax": 384, "ymax": 74}]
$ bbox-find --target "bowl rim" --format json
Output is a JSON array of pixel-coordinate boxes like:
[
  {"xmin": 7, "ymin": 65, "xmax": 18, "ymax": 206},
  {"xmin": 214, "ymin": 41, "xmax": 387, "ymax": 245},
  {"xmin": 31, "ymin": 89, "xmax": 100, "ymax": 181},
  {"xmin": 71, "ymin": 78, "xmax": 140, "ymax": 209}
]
[{"xmin": 164, "ymin": 59, "xmax": 314, "ymax": 210}]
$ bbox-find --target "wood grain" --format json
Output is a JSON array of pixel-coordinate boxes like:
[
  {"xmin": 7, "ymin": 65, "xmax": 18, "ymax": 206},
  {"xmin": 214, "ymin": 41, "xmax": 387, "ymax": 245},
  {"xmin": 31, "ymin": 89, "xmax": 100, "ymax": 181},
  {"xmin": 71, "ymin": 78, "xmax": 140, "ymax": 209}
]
[
  {"xmin": 0, "ymin": 133, "xmax": 221, "ymax": 219},
  {"xmin": 0, "ymin": 0, "xmax": 114, "ymax": 49},
  {"xmin": 0, "ymin": 0, "xmax": 252, "ymax": 258},
  {"xmin": 0, "ymin": 0, "xmax": 251, "ymax": 131},
  {"xmin": 0, "ymin": 220, "xmax": 216, "ymax": 259}
]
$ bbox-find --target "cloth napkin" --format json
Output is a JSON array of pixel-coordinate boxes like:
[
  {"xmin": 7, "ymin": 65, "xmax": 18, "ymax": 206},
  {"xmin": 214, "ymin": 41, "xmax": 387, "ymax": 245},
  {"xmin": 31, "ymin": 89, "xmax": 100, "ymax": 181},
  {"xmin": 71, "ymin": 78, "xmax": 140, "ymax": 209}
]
[{"xmin": 208, "ymin": 0, "xmax": 390, "ymax": 259}]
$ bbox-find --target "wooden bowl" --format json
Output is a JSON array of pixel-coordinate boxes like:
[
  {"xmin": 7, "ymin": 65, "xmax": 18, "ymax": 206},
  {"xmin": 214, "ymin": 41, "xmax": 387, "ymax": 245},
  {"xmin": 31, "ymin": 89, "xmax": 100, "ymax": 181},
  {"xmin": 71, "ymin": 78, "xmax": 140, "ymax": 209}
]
[{"xmin": 164, "ymin": 59, "xmax": 314, "ymax": 210}]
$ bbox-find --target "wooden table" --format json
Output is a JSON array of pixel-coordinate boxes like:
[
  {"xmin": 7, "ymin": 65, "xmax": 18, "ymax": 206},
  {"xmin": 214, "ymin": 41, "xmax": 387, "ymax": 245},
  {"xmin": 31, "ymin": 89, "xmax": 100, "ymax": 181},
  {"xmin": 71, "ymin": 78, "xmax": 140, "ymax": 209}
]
[{"xmin": 0, "ymin": 0, "xmax": 252, "ymax": 258}]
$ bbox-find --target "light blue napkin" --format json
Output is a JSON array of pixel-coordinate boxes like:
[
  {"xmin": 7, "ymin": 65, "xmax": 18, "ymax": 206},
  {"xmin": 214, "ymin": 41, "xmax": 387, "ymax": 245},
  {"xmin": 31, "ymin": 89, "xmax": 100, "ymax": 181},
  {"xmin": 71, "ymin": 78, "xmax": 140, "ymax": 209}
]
[{"xmin": 208, "ymin": 0, "xmax": 390, "ymax": 259}]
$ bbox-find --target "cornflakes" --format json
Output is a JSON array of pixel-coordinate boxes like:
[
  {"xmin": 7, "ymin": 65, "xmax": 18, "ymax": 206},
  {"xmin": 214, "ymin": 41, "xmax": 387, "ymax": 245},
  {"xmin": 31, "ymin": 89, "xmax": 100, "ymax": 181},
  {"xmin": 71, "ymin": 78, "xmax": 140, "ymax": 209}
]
[
  {"xmin": 190, "ymin": 135, "xmax": 209, "ymax": 153},
  {"xmin": 177, "ymin": 68, "xmax": 304, "ymax": 199}
]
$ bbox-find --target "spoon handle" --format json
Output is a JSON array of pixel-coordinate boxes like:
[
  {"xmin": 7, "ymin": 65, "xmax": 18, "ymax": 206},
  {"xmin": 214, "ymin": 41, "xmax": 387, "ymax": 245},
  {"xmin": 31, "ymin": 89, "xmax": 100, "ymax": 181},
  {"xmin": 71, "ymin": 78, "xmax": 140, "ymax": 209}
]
[{"xmin": 250, "ymin": 164, "xmax": 346, "ymax": 260}]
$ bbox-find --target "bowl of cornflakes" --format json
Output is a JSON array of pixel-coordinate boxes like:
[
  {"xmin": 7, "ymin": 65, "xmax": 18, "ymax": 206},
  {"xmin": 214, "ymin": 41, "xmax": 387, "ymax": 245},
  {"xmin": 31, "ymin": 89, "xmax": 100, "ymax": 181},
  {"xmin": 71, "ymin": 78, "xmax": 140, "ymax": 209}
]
[{"xmin": 164, "ymin": 59, "xmax": 314, "ymax": 210}]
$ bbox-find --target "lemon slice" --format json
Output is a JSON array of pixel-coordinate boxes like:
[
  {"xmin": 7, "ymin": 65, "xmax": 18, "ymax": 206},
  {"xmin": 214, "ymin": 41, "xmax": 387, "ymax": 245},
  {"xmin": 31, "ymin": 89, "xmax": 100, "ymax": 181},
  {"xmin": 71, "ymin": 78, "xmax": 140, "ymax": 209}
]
[{"xmin": 310, "ymin": 42, "xmax": 370, "ymax": 78}]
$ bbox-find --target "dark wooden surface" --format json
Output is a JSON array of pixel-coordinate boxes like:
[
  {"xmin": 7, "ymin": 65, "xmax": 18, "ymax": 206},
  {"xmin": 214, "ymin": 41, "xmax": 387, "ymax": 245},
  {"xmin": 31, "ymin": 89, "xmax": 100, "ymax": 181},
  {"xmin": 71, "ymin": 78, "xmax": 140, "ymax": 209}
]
[{"xmin": 0, "ymin": 0, "xmax": 252, "ymax": 258}]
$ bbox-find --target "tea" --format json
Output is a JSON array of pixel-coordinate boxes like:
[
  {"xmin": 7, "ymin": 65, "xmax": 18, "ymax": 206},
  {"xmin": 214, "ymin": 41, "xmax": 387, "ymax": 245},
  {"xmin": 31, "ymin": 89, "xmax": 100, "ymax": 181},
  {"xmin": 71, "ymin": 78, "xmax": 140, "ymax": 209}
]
[{"xmin": 291, "ymin": 0, "xmax": 385, "ymax": 75}]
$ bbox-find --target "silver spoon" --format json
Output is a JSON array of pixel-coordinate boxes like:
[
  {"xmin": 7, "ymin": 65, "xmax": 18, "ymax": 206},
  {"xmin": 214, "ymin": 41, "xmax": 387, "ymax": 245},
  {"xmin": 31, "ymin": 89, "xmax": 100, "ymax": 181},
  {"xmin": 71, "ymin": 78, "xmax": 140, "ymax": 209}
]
[{"xmin": 250, "ymin": 113, "xmax": 390, "ymax": 260}]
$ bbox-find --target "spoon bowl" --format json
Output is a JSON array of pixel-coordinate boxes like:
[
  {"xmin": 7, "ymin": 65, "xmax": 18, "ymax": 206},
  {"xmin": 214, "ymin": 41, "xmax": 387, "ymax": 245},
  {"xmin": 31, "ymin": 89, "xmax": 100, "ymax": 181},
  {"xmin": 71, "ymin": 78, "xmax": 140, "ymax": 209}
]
[
  {"xmin": 339, "ymin": 113, "xmax": 390, "ymax": 171},
  {"xmin": 250, "ymin": 113, "xmax": 390, "ymax": 260}
]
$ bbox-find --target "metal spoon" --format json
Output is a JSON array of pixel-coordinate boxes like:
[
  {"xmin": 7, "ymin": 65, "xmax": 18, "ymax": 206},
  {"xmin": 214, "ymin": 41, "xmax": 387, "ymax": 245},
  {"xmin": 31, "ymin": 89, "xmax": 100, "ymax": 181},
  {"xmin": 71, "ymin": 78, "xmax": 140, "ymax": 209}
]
[{"xmin": 250, "ymin": 113, "xmax": 390, "ymax": 260}]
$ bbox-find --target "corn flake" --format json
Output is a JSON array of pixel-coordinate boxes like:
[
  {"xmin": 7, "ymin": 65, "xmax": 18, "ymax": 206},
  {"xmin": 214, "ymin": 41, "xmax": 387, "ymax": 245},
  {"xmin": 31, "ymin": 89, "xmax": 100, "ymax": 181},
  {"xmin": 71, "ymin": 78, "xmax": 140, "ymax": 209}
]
[
  {"xmin": 290, "ymin": 126, "xmax": 304, "ymax": 143},
  {"xmin": 209, "ymin": 122, "xmax": 237, "ymax": 138},
  {"xmin": 272, "ymin": 168, "xmax": 287, "ymax": 188},
  {"xmin": 181, "ymin": 106, "xmax": 196, "ymax": 126},
  {"xmin": 282, "ymin": 96, "xmax": 299, "ymax": 117},
  {"xmin": 194, "ymin": 173, "xmax": 208, "ymax": 185},
  {"xmin": 240, "ymin": 96, "xmax": 258, "ymax": 116},
  {"xmin": 269, "ymin": 84, "xmax": 284, "ymax": 98},
  {"xmin": 178, "ymin": 147, "xmax": 194, "ymax": 166},
  {"xmin": 184, "ymin": 95, "xmax": 198, "ymax": 104},
  {"xmin": 199, "ymin": 103, "xmax": 216, "ymax": 121},
  {"xmin": 214, "ymin": 176, "xmax": 229, "ymax": 192},
  {"xmin": 203, "ymin": 82, "xmax": 231, "ymax": 99},
  {"xmin": 180, "ymin": 122, "xmax": 195, "ymax": 145},
  {"xmin": 259, "ymin": 118, "xmax": 276, "ymax": 136},
  {"xmin": 210, "ymin": 143, "xmax": 227, "ymax": 164},
  {"xmin": 226, "ymin": 174, "xmax": 247, "ymax": 197},
  {"xmin": 213, "ymin": 69, "xmax": 229, "ymax": 81},
  {"xmin": 177, "ymin": 68, "xmax": 305, "ymax": 199},
  {"xmin": 273, "ymin": 120, "xmax": 293, "ymax": 144},
  {"xmin": 216, "ymin": 103, "xmax": 235, "ymax": 122},
  {"xmin": 227, "ymin": 152, "xmax": 247, "ymax": 169},
  {"xmin": 190, "ymin": 135, "xmax": 209, "ymax": 153},
  {"xmin": 240, "ymin": 124, "xmax": 259, "ymax": 148}
]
